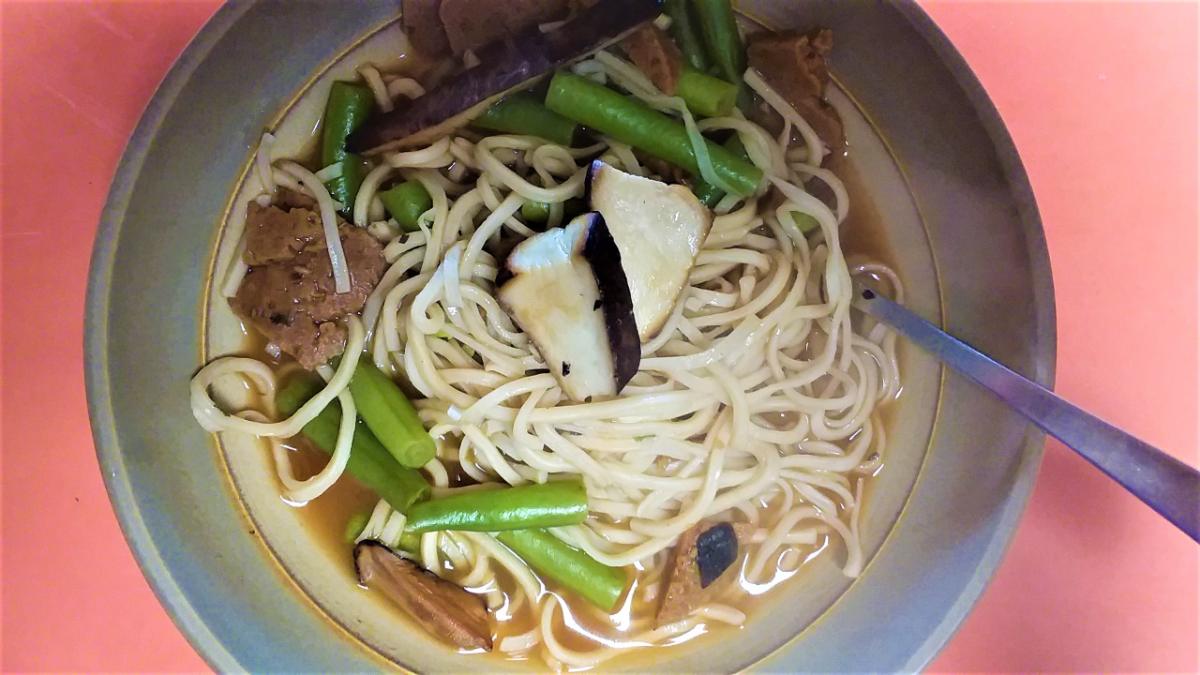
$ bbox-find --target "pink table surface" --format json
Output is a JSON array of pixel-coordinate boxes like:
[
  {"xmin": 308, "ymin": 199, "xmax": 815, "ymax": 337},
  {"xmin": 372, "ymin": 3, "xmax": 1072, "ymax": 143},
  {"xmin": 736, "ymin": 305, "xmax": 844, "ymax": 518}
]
[{"xmin": 2, "ymin": 1, "xmax": 1197, "ymax": 672}]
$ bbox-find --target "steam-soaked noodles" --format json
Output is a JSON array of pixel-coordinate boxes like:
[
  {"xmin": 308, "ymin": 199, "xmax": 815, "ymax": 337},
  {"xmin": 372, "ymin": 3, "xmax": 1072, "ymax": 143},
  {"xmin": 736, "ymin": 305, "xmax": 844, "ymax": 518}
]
[{"xmin": 193, "ymin": 48, "xmax": 899, "ymax": 669}]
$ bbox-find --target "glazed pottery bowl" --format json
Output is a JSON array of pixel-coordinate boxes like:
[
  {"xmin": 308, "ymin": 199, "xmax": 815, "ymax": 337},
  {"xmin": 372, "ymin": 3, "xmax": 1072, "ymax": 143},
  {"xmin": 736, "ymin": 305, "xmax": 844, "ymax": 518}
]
[{"xmin": 86, "ymin": 1, "xmax": 1054, "ymax": 670}]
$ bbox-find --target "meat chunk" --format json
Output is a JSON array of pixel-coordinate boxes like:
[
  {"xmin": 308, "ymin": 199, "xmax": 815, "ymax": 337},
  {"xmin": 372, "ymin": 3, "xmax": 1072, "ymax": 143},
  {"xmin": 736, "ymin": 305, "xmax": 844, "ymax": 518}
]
[
  {"xmin": 273, "ymin": 186, "xmax": 317, "ymax": 211},
  {"xmin": 230, "ymin": 195, "xmax": 385, "ymax": 369},
  {"xmin": 438, "ymin": 0, "xmax": 570, "ymax": 56},
  {"xmin": 355, "ymin": 541, "xmax": 493, "ymax": 651},
  {"xmin": 622, "ymin": 24, "xmax": 683, "ymax": 94},
  {"xmin": 242, "ymin": 202, "xmax": 323, "ymax": 266},
  {"xmin": 403, "ymin": 0, "xmax": 451, "ymax": 56},
  {"xmin": 747, "ymin": 28, "xmax": 844, "ymax": 153},
  {"xmin": 657, "ymin": 520, "xmax": 752, "ymax": 625}
]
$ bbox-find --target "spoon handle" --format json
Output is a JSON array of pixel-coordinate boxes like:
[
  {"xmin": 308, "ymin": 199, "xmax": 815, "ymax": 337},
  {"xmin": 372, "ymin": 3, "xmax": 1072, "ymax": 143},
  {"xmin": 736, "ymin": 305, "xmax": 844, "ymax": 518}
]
[{"xmin": 854, "ymin": 286, "xmax": 1199, "ymax": 542}]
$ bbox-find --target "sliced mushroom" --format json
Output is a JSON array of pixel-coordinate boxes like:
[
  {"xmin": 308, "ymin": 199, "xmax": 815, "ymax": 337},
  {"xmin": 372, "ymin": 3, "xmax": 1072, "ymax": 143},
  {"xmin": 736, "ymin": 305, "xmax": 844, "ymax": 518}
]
[
  {"xmin": 587, "ymin": 161, "xmax": 712, "ymax": 341},
  {"xmin": 348, "ymin": 0, "xmax": 661, "ymax": 153},
  {"xmin": 497, "ymin": 212, "xmax": 639, "ymax": 402},
  {"xmin": 354, "ymin": 541, "xmax": 492, "ymax": 651},
  {"xmin": 657, "ymin": 520, "xmax": 752, "ymax": 625}
]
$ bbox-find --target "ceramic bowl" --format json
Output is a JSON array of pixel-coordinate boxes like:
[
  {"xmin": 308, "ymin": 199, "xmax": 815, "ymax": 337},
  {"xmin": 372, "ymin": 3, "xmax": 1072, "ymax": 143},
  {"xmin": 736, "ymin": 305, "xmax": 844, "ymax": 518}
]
[{"xmin": 86, "ymin": 1, "xmax": 1054, "ymax": 670}]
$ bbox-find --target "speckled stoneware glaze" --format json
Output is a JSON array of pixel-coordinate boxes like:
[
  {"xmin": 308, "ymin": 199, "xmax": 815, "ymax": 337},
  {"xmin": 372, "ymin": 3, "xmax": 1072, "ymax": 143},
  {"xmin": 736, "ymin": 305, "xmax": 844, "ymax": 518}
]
[{"xmin": 86, "ymin": 0, "xmax": 1054, "ymax": 671}]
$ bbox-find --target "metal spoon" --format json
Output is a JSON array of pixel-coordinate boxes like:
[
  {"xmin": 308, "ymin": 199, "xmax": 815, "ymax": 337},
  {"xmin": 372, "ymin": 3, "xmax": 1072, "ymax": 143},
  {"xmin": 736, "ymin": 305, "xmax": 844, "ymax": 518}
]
[{"xmin": 853, "ymin": 283, "xmax": 1199, "ymax": 542}]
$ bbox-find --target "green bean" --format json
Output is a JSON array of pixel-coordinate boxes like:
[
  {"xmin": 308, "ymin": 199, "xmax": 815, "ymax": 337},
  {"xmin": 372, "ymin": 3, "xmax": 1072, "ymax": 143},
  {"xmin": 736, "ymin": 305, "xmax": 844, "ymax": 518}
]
[
  {"xmin": 693, "ymin": 135, "xmax": 819, "ymax": 232},
  {"xmin": 397, "ymin": 531, "xmax": 422, "ymax": 555},
  {"xmin": 321, "ymin": 82, "xmax": 374, "ymax": 208},
  {"xmin": 473, "ymin": 93, "xmax": 579, "ymax": 146},
  {"xmin": 321, "ymin": 82, "xmax": 375, "ymax": 166},
  {"xmin": 677, "ymin": 67, "xmax": 738, "ymax": 117},
  {"xmin": 348, "ymin": 360, "xmax": 436, "ymax": 468},
  {"xmin": 276, "ymin": 376, "xmax": 430, "ymax": 512},
  {"xmin": 791, "ymin": 211, "xmax": 819, "ymax": 233},
  {"xmin": 691, "ymin": 133, "xmax": 748, "ymax": 206},
  {"xmin": 520, "ymin": 200, "xmax": 551, "ymax": 223},
  {"xmin": 545, "ymin": 72, "xmax": 761, "ymax": 197},
  {"xmin": 496, "ymin": 528, "xmax": 627, "ymax": 611},
  {"xmin": 694, "ymin": 0, "xmax": 745, "ymax": 87},
  {"xmin": 693, "ymin": 179, "xmax": 723, "ymax": 208},
  {"xmin": 344, "ymin": 512, "xmax": 370, "ymax": 543},
  {"xmin": 379, "ymin": 180, "xmax": 432, "ymax": 231},
  {"xmin": 664, "ymin": 0, "xmax": 710, "ymax": 72},
  {"xmin": 324, "ymin": 155, "xmax": 368, "ymax": 210},
  {"xmin": 405, "ymin": 481, "xmax": 588, "ymax": 533}
]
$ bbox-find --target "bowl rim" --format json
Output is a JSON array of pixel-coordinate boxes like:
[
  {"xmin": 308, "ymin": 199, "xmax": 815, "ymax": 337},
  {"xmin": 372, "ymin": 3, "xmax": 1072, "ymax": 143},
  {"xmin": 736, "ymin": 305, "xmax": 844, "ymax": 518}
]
[
  {"xmin": 892, "ymin": 3, "xmax": 1057, "ymax": 665},
  {"xmin": 85, "ymin": 1, "xmax": 1055, "ymax": 671},
  {"xmin": 85, "ymin": 3, "xmax": 256, "ymax": 669}
]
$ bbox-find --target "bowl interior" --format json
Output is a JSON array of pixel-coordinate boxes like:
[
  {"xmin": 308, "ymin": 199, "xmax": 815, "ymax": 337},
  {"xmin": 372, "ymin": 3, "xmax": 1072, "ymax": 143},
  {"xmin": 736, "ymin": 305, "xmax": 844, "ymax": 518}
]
[{"xmin": 87, "ymin": 1, "xmax": 1052, "ymax": 672}]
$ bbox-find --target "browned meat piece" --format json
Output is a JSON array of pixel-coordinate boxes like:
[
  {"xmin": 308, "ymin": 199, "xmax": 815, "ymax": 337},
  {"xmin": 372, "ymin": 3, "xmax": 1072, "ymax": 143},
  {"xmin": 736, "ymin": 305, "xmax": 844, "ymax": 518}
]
[
  {"xmin": 439, "ymin": 0, "xmax": 570, "ymax": 56},
  {"xmin": 403, "ymin": 0, "xmax": 451, "ymax": 56},
  {"xmin": 622, "ymin": 24, "xmax": 682, "ymax": 94},
  {"xmin": 273, "ymin": 186, "xmax": 316, "ymax": 210},
  {"xmin": 242, "ymin": 202, "xmax": 323, "ymax": 266},
  {"xmin": 355, "ymin": 541, "xmax": 493, "ymax": 651},
  {"xmin": 657, "ymin": 520, "xmax": 752, "ymax": 625},
  {"xmin": 747, "ymin": 28, "xmax": 844, "ymax": 154},
  {"xmin": 230, "ymin": 199, "xmax": 385, "ymax": 370},
  {"xmin": 243, "ymin": 189, "xmax": 324, "ymax": 265}
]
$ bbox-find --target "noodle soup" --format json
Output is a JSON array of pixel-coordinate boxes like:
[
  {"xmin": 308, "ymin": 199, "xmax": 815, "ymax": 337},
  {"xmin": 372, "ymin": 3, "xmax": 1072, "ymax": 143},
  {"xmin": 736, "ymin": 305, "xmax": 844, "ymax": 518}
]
[{"xmin": 195, "ymin": 3, "xmax": 913, "ymax": 670}]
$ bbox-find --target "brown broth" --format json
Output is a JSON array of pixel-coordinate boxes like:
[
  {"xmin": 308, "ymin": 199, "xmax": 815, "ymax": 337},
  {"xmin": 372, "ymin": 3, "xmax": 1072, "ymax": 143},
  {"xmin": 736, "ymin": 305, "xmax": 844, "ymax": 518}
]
[
  {"xmin": 286, "ymin": 439, "xmax": 380, "ymax": 554},
  {"xmin": 830, "ymin": 153, "xmax": 892, "ymax": 263}
]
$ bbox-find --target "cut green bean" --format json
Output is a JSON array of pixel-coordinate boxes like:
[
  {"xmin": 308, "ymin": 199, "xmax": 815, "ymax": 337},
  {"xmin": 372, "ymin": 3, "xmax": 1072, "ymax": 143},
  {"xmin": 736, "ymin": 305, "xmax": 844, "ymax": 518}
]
[
  {"xmin": 496, "ymin": 528, "xmax": 627, "ymax": 611},
  {"xmin": 694, "ymin": 135, "xmax": 820, "ymax": 233},
  {"xmin": 545, "ymin": 72, "xmax": 761, "ymax": 197},
  {"xmin": 692, "ymin": 133, "xmax": 749, "ymax": 206},
  {"xmin": 405, "ymin": 481, "xmax": 588, "ymax": 533},
  {"xmin": 348, "ymin": 360, "xmax": 436, "ymax": 469},
  {"xmin": 276, "ymin": 376, "xmax": 430, "ymax": 512},
  {"xmin": 473, "ymin": 93, "xmax": 579, "ymax": 146},
  {"xmin": 520, "ymin": 200, "xmax": 551, "ymax": 223},
  {"xmin": 324, "ymin": 155, "xmax": 367, "ymax": 210},
  {"xmin": 397, "ymin": 531, "xmax": 422, "ymax": 555},
  {"xmin": 677, "ymin": 67, "xmax": 738, "ymax": 117},
  {"xmin": 665, "ymin": 0, "xmax": 710, "ymax": 72},
  {"xmin": 321, "ymin": 82, "xmax": 375, "ymax": 209},
  {"xmin": 344, "ymin": 512, "xmax": 370, "ymax": 543},
  {"xmin": 321, "ymin": 82, "xmax": 375, "ymax": 166},
  {"xmin": 693, "ymin": 180, "xmax": 722, "ymax": 208},
  {"xmin": 694, "ymin": 0, "xmax": 745, "ymax": 87},
  {"xmin": 791, "ymin": 211, "xmax": 819, "ymax": 233},
  {"xmin": 379, "ymin": 180, "xmax": 432, "ymax": 231}
]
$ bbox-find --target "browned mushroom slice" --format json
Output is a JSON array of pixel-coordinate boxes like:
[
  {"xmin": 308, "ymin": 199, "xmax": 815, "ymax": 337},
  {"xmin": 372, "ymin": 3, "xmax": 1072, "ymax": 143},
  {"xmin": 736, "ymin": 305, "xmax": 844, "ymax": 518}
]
[
  {"xmin": 656, "ymin": 520, "xmax": 752, "ymax": 625},
  {"xmin": 354, "ymin": 541, "xmax": 493, "ymax": 651},
  {"xmin": 587, "ymin": 161, "xmax": 712, "ymax": 342},
  {"xmin": 496, "ymin": 212, "xmax": 640, "ymax": 402}
]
